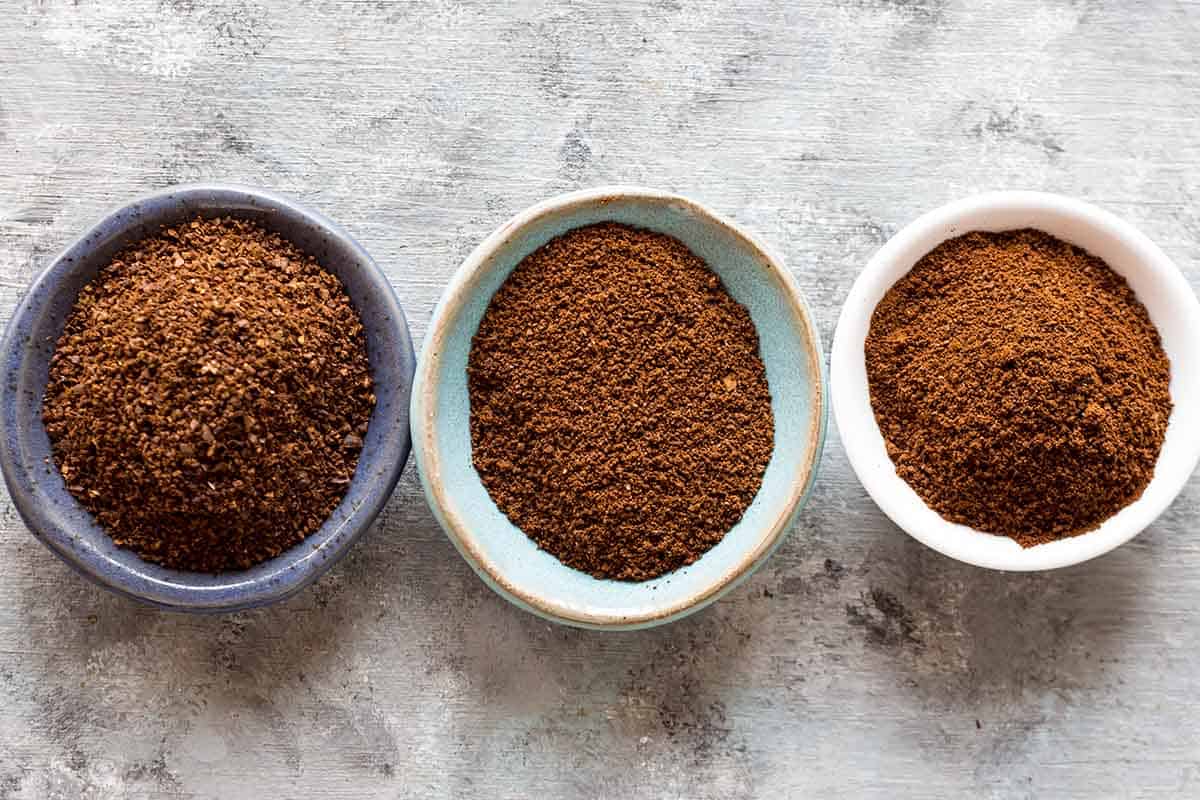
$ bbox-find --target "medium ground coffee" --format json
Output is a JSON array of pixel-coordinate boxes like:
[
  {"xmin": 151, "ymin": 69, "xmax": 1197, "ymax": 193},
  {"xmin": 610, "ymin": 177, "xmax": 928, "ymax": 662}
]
[
  {"xmin": 468, "ymin": 223, "xmax": 774, "ymax": 581},
  {"xmin": 865, "ymin": 229, "xmax": 1171, "ymax": 545},
  {"xmin": 43, "ymin": 217, "xmax": 375, "ymax": 572}
]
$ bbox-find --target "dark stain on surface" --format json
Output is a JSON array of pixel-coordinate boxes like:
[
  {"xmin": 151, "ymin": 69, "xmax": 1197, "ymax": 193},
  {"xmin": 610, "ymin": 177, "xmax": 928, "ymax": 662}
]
[
  {"xmin": 214, "ymin": 112, "xmax": 253, "ymax": 155},
  {"xmin": 853, "ymin": 219, "xmax": 891, "ymax": 247},
  {"xmin": 153, "ymin": 0, "xmax": 269, "ymax": 55},
  {"xmin": 158, "ymin": 92, "xmax": 295, "ymax": 180},
  {"xmin": 685, "ymin": 32, "xmax": 768, "ymax": 109},
  {"xmin": 246, "ymin": 692, "xmax": 304, "ymax": 770},
  {"xmin": 209, "ymin": 1, "xmax": 271, "ymax": 57},
  {"xmin": 559, "ymin": 125, "xmax": 592, "ymax": 182},
  {"xmin": 659, "ymin": 694, "xmax": 731, "ymax": 759},
  {"xmin": 124, "ymin": 753, "xmax": 183, "ymax": 793},
  {"xmin": 820, "ymin": 558, "xmax": 846, "ymax": 585},
  {"xmin": 616, "ymin": 615, "xmax": 755, "ymax": 770},
  {"xmin": 311, "ymin": 572, "xmax": 347, "ymax": 610},
  {"xmin": 10, "ymin": 207, "xmax": 57, "ymax": 229},
  {"xmin": 0, "ymin": 771, "xmax": 24, "ymax": 799},
  {"xmin": 354, "ymin": 101, "xmax": 410, "ymax": 138},
  {"xmin": 310, "ymin": 701, "xmax": 399, "ymax": 776},
  {"xmin": 779, "ymin": 575, "xmax": 805, "ymax": 595},
  {"xmin": 508, "ymin": 17, "xmax": 572, "ymax": 101},
  {"xmin": 36, "ymin": 686, "xmax": 101, "ymax": 750},
  {"xmin": 721, "ymin": 50, "xmax": 766, "ymax": 83},
  {"xmin": 839, "ymin": 0, "xmax": 947, "ymax": 24},
  {"xmin": 963, "ymin": 103, "xmax": 1065, "ymax": 157},
  {"xmin": 64, "ymin": 746, "xmax": 87, "ymax": 772},
  {"xmin": 211, "ymin": 613, "xmax": 250, "ymax": 671},
  {"xmin": 846, "ymin": 587, "xmax": 922, "ymax": 648}
]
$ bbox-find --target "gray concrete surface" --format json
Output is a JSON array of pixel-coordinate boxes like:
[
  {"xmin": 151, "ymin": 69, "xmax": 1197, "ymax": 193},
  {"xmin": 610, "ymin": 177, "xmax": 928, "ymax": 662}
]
[{"xmin": 3, "ymin": 1, "xmax": 1200, "ymax": 797}]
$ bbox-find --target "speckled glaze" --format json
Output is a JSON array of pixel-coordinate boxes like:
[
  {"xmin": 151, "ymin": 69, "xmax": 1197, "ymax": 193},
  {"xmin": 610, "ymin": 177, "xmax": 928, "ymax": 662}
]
[
  {"xmin": 0, "ymin": 184, "xmax": 415, "ymax": 612},
  {"xmin": 412, "ymin": 186, "xmax": 827, "ymax": 630}
]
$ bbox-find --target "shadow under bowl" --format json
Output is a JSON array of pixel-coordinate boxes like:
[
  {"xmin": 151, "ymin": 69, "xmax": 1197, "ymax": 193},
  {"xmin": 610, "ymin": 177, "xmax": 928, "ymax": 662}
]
[{"xmin": 0, "ymin": 183, "xmax": 415, "ymax": 611}]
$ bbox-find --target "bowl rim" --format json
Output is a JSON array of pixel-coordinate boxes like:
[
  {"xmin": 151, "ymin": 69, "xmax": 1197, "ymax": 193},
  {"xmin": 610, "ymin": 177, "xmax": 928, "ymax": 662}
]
[
  {"xmin": 830, "ymin": 190, "xmax": 1200, "ymax": 571},
  {"xmin": 0, "ymin": 182, "xmax": 415, "ymax": 611},
  {"xmin": 411, "ymin": 184, "xmax": 827, "ymax": 629}
]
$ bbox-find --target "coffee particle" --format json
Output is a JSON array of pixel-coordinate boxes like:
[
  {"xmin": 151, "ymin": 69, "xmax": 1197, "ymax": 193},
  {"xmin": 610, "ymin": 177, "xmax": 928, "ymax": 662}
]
[
  {"xmin": 865, "ymin": 229, "xmax": 1171, "ymax": 545},
  {"xmin": 468, "ymin": 222, "xmax": 775, "ymax": 581},
  {"xmin": 42, "ymin": 216, "xmax": 375, "ymax": 572}
]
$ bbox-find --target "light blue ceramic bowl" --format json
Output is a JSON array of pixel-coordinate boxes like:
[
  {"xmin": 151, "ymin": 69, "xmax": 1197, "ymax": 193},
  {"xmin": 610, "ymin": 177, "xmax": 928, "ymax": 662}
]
[
  {"xmin": 0, "ymin": 184, "xmax": 415, "ymax": 612},
  {"xmin": 412, "ymin": 186, "xmax": 827, "ymax": 629}
]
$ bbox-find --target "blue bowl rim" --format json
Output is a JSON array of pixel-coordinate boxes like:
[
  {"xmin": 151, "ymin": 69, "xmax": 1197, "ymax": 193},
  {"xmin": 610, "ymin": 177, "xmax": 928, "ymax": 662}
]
[
  {"xmin": 411, "ymin": 185, "xmax": 828, "ymax": 629},
  {"xmin": 0, "ymin": 183, "xmax": 415, "ymax": 612}
]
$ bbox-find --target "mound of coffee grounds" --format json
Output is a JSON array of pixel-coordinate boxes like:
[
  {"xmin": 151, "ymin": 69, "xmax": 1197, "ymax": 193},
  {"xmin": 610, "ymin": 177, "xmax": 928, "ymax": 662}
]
[
  {"xmin": 468, "ymin": 222, "xmax": 774, "ymax": 581},
  {"xmin": 42, "ymin": 217, "xmax": 375, "ymax": 572},
  {"xmin": 865, "ymin": 229, "xmax": 1171, "ymax": 546}
]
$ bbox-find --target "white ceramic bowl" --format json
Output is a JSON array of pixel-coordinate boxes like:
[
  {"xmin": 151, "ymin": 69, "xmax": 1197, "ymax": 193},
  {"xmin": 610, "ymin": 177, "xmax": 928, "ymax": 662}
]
[
  {"xmin": 412, "ymin": 186, "xmax": 827, "ymax": 628},
  {"xmin": 831, "ymin": 191, "xmax": 1200, "ymax": 571}
]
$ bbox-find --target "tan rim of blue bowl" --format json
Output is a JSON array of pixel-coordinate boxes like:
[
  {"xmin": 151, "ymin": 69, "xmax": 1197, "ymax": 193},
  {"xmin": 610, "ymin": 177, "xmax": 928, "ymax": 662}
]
[{"xmin": 412, "ymin": 186, "xmax": 827, "ymax": 629}]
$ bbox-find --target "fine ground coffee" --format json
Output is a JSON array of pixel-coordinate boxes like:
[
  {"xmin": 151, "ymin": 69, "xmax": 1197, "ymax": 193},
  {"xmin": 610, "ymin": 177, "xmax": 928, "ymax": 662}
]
[
  {"xmin": 865, "ymin": 229, "xmax": 1171, "ymax": 545},
  {"xmin": 43, "ymin": 217, "xmax": 375, "ymax": 572},
  {"xmin": 468, "ymin": 223, "xmax": 774, "ymax": 581}
]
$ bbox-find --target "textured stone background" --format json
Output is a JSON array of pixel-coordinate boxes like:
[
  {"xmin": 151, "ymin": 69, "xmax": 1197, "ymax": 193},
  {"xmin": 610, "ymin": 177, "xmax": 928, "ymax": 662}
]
[{"xmin": 2, "ymin": 1, "xmax": 1200, "ymax": 798}]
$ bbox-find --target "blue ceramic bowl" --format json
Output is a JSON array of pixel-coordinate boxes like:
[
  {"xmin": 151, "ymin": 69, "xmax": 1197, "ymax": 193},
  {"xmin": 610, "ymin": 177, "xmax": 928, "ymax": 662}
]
[
  {"xmin": 412, "ymin": 186, "xmax": 827, "ymax": 629},
  {"xmin": 0, "ymin": 184, "xmax": 415, "ymax": 611}
]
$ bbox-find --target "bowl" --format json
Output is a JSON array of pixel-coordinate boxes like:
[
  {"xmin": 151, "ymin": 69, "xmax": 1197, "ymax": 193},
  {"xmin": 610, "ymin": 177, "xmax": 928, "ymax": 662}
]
[
  {"xmin": 0, "ymin": 184, "xmax": 416, "ymax": 611},
  {"xmin": 831, "ymin": 191, "xmax": 1200, "ymax": 571},
  {"xmin": 411, "ymin": 186, "xmax": 827, "ymax": 629}
]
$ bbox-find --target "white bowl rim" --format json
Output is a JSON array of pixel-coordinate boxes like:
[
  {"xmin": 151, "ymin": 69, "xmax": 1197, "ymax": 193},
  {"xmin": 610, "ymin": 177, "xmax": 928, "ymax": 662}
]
[
  {"xmin": 411, "ymin": 185, "xmax": 827, "ymax": 627},
  {"xmin": 831, "ymin": 190, "xmax": 1200, "ymax": 571}
]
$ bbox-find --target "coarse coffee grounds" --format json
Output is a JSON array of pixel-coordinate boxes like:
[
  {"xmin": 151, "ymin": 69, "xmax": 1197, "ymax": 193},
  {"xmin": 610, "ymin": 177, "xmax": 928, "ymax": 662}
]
[
  {"xmin": 42, "ymin": 216, "xmax": 375, "ymax": 572},
  {"xmin": 468, "ymin": 222, "xmax": 775, "ymax": 582},
  {"xmin": 865, "ymin": 229, "xmax": 1172, "ymax": 546}
]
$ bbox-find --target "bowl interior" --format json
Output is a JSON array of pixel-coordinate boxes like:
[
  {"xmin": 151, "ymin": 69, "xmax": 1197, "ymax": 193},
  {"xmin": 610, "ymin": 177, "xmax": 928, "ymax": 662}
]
[
  {"xmin": 0, "ymin": 185, "xmax": 415, "ymax": 610},
  {"xmin": 419, "ymin": 190, "xmax": 825, "ymax": 627},
  {"xmin": 832, "ymin": 192, "xmax": 1200, "ymax": 570}
]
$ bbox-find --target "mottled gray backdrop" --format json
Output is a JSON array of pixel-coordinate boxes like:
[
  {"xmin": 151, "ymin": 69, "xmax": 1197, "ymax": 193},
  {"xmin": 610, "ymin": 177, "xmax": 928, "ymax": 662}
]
[{"xmin": 2, "ymin": 1, "xmax": 1199, "ymax": 798}]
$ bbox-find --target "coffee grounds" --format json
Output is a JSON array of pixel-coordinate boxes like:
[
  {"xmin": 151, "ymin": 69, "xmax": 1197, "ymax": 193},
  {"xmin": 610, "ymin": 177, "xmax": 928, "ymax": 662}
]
[
  {"xmin": 468, "ymin": 223, "xmax": 775, "ymax": 581},
  {"xmin": 865, "ymin": 229, "xmax": 1171, "ymax": 546},
  {"xmin": 42, "ymin": 216, "xmax": 375, "ymax": 572}
]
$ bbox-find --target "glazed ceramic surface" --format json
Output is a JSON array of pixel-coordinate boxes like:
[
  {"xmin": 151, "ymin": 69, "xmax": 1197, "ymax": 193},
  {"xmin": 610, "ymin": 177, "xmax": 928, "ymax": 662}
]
[
  {"xmin": 831, "ymin": 191, "xmax": 1200, "ymax": 571},
  {"xmin": 412, "ymin": 186, "xmax": 827, "ymax": 629},
  {"xmin": 0, "ymin": 184, "xmax": 415, "ymax": 611}
]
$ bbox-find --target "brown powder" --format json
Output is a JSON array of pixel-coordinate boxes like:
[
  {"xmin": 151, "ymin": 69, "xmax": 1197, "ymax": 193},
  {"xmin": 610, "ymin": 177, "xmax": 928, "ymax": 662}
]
[
  {"xmin": 865, "ymin": 229, "xmax": 1172, "ymax": 546},
  {"xmin": 467, "ymin": 222, "xmax": 775, "ymax": 581},
  {"xmin": 42, "ymin": 216, "xmax": 375, "ymax": 572}
]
